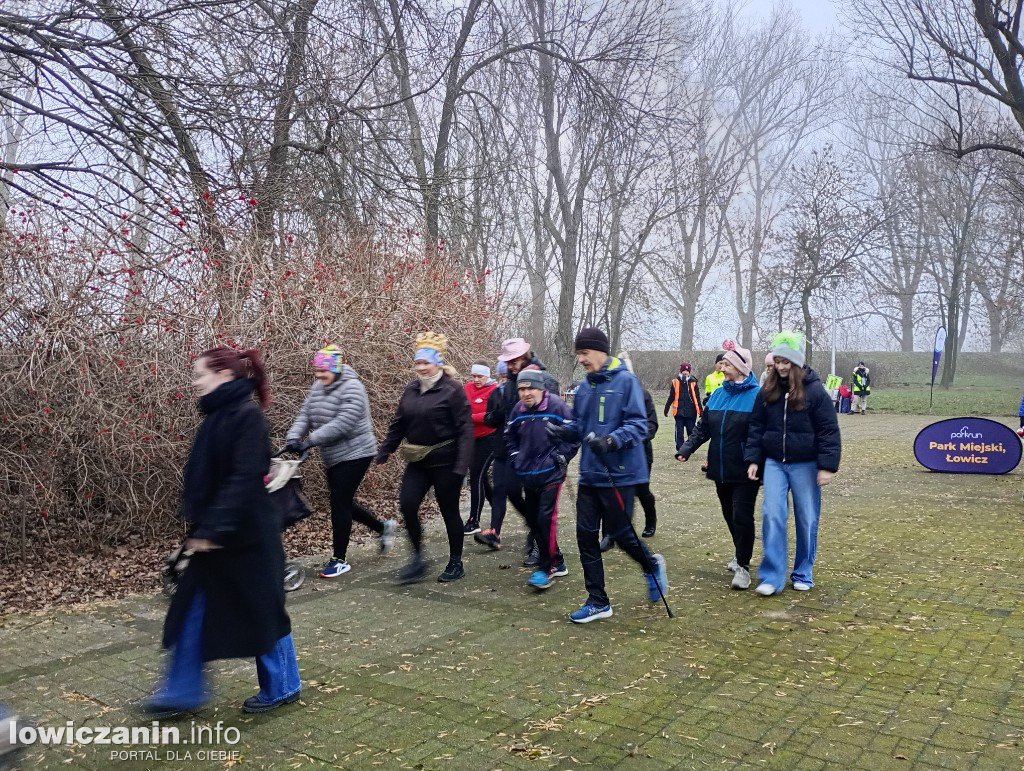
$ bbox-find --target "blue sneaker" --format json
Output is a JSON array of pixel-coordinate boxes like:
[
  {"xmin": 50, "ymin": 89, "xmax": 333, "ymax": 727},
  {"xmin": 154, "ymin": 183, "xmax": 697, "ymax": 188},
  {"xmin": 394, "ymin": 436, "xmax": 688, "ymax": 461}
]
[
  {"xmin": 528, "ymin": 569, "xmax": 553, "ymax": 590},
  {"xmin": 549, "ymin": 562, "xmax": 569, "ymax": 578},
  {"xmin": 569, "ymin": 603, "xmax": 613, "ymax": 624},
  {"xmin": 319, "ymin": 559, "xmax": 351, "ymax": 579},
  {"xmin": 645, "ymin": 554, "xmax": 668, "ymax": 602}
]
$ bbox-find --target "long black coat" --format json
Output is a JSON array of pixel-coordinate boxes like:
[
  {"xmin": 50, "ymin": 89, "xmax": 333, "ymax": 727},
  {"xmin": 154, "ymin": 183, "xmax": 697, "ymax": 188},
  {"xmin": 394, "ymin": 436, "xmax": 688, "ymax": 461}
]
[{"xmin": 163, "ymin": 378, "xmax": 291, "ymax": 660}]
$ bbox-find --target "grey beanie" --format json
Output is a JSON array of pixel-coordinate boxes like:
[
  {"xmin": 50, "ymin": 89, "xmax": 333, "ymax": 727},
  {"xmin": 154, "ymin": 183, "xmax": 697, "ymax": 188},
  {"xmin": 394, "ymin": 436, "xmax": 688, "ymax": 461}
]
[
  {"xmin": 516, "ymin": 367, "xmax": 546, "ymax": 389},
  {"xmin": 770, "ymin": 331, "xmax": 806, "ymax": 369}
]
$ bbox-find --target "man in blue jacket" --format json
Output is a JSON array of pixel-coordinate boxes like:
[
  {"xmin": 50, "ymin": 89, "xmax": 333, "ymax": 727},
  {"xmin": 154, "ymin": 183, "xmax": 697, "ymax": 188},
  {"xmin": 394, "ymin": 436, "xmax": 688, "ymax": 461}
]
[
  {"xmin": 548, "ymin": 327, "xmax": 669, "ymax": 623},
  {"xmin": 505, "ymin": 367, "xmax": 579, "ymax": 589}
]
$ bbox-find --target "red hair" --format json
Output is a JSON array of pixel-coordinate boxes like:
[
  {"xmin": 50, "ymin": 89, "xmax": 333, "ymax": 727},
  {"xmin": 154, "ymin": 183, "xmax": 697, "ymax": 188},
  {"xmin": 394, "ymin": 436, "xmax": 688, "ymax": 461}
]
[{"xmin": 199, "ymin": 346, "xmax": 271, "ymax": 408}]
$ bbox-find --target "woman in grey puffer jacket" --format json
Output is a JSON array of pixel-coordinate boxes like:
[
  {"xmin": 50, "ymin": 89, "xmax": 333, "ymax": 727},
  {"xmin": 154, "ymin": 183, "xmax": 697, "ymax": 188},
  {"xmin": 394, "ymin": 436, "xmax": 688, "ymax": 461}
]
[{"xmin": 286, "ymin": 345, "xmax": 395, "ymax": 578}]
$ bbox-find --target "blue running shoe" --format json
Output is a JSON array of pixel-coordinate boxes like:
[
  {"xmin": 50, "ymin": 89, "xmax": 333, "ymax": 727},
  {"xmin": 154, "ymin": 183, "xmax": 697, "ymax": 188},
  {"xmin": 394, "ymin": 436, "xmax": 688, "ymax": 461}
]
[
  {"xmin": 569, "ymin": 603, "xmax": 613, "ymax": 624},
  {"xmin": 528, "ymin": 569, "xmax": 553, "ymax": 590},
  {"xmin": 549, "ymin": 562, "xmax": 569, "ymax": 578},
  {"xmin": 645, "ymin": 554, "xmax": 668, "ymax": 602},
  {"xmin": 319, "ymin": 559, "xmax": 351, "ymax": 579}
]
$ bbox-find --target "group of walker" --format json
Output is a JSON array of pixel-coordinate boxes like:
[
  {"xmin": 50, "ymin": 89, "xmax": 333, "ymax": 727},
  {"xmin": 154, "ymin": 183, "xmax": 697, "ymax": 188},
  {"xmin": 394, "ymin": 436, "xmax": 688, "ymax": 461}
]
[
  {"xmin": 670, "ymin": 332, "xmax": 841, "ymax": 595},
  {"xmin": 143, "ymin": 326, "xmax": 840, "ymax": 717}
]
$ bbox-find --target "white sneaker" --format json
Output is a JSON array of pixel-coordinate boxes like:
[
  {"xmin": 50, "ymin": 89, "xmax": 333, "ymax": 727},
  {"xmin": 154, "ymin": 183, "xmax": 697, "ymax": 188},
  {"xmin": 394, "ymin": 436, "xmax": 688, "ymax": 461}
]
[
  {"xmin": 731, "ymin": 567, "xmax": 750, "ymax": 590},
  {"xmin": 792, "ymin": 581, "xmax": 811, "ymax": 591},
  {"xmin": 379, "ymin": 519, "xmax": 397, "ymax": 553},
  {"xmin": 755, "ymin": 582, "xmax": 777, "ymax": 596},
  {"xmin": 725, "ymin": 558, "xmax": 740, "ymax": 573}
]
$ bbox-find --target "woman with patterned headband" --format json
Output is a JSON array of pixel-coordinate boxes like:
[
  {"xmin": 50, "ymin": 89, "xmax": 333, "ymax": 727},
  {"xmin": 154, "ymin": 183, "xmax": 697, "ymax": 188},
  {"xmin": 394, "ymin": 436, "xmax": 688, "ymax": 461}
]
[
  {"xmin": 285, "ymin": 345, "xmax": 395, "ymax": 579},
  {"xmin": 376, "ymin": 332, "xmax": 475, "ymax": 584}
]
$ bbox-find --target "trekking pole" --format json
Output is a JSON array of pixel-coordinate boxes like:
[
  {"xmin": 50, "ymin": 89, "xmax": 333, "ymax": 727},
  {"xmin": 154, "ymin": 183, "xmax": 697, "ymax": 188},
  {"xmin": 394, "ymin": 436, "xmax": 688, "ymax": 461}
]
[{"xmin": 585, "ymin": 433, "xmax": 673, "ymax": 619}]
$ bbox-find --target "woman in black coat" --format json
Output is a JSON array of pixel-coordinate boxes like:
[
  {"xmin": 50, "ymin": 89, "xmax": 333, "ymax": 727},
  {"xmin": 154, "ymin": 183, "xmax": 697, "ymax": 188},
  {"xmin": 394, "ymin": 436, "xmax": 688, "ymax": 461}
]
[
  {"xmin": 144, "ymin": 347, "xmax": 300, "ymax": 715},
  {"xmin": 376, "ymin": 331, "xmax": 474, "ymax": 584}
]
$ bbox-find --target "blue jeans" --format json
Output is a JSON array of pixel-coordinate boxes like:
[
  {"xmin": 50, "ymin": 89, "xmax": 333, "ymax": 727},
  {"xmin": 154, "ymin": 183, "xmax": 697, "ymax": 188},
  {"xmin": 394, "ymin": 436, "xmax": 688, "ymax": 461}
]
[
  {"xmin": 152, "ymin": 592, "xmax": 301, "ymax": 708},
  {"xmin": 758, "ymin": 459, "xmax": 821, "ymax": 589}
]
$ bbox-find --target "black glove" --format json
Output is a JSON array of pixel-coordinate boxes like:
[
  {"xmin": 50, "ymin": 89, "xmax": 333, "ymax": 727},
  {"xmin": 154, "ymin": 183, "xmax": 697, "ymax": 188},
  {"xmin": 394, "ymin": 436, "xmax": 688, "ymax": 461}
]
[
  {"xmin": 284, "ymin": 440, "xmax": 305, "ymax": 453},
  {"xmin": 585, "ymin": 434, "xmax": 617, "ymax": 455},
  {"xmin": 663, "ymin": 409, "xmax": 669, "ymax": 417},
  {"xmin": 554, "ymin": 454, "xmax": 568, "ymax": 473},
  {"xmin": 545, "ymin": 422, "xmax": 574, "ymax": 443},
  {"xmin": 374, "ymin": 452, "xmax": 389, "ymax": 465}
]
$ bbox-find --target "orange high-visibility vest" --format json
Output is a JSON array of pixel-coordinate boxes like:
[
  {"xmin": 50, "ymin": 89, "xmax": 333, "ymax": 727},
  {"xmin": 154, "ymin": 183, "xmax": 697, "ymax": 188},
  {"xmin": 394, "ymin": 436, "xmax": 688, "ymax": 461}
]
[{"xmin": 669, "ymin": 377, "xmax": 702, "ymax": 417}]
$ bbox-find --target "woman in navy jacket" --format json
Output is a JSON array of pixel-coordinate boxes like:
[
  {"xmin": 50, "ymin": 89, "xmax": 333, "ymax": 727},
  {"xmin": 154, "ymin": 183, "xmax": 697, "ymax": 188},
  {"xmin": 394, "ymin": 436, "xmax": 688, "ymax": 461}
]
[{"xmin": 745, "ymin": 332, "xmax": 841, "ymax": 596}]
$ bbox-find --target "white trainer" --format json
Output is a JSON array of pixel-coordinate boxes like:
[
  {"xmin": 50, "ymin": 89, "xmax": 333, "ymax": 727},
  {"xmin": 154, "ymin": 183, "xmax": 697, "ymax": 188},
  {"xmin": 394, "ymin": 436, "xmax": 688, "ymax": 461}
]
[
  {"xmin": 731, "ymin": 567, "xmax": 751, "ymax": 590},
  {"xmin": 792, "ymin": 581, "xmax": 811, "ymax": 591},
  {"xmin": 725, "ymin": 558, "xmax": 740, "ymax": 573},
  {"xmin": 379, "ymin": 519, "xmax": 397, "ymax": 553},
  {"xmin": 755, "ymin": 582, "xmax": 777, "ymax": 596}
]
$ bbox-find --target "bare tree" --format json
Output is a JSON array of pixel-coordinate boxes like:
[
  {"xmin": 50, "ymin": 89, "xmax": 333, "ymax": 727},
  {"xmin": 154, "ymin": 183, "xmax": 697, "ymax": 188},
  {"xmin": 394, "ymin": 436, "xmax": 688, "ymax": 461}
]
[
  {"xmin": 764, "ymin": 147, "xmax": 879, "ymax": 368},
  {"xmin": 850, "ymin": 0, "xmax": 1024, "ymax": 160},
  {"xmin": 718, "ymin": 5, "xmax": 838, "ymax": 347}
]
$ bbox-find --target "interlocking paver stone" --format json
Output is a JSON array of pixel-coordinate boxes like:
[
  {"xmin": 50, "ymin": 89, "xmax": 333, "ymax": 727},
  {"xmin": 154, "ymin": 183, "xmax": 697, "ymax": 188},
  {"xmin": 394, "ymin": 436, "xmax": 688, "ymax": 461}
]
[{"xmin": 3, "ymin": 414, "xmax": 1024, "ymax": 769}]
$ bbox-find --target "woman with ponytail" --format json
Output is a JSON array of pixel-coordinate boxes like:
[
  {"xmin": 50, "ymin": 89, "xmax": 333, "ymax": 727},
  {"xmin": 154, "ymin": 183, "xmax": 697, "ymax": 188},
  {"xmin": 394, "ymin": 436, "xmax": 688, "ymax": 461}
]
[
  {"xmin": 145, "ymin": 346, "xmax": 300, "ymax": 715},
  {"xmin": 744, "ymin": 332, "xmax": 841, "ymax": 596}
]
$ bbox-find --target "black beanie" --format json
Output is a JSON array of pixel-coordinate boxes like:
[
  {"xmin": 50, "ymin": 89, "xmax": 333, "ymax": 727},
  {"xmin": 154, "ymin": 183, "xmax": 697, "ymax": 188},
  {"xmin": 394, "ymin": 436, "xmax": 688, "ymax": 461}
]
[{"xmin": 574, "ymin": 327, "xmax": 610, "ymax": 353}]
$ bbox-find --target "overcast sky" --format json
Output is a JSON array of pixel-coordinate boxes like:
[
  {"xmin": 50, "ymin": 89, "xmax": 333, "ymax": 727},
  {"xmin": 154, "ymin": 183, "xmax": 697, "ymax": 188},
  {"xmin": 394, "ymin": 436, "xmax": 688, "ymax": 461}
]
[{"xmin": 785, "ymin": 0, "xmax": 839, "ymax": 34}]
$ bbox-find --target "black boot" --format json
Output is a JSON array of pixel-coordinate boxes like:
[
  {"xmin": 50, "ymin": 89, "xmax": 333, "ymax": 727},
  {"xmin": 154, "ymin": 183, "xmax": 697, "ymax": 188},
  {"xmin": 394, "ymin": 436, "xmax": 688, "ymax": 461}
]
[{"xmin": 641, "ymin": 522, "xmax": 656, "ymax": 538}]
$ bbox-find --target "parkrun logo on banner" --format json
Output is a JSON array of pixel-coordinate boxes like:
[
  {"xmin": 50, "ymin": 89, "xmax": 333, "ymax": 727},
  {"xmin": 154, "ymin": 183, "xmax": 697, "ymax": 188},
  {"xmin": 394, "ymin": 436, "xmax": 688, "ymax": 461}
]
[
  {"xmin": 949, "ymin": 427, "xmax": 983, "ymax": 440},
  {"xmin": 914, "ymin": 417, "xmax": 1022, "ymax": 474}
]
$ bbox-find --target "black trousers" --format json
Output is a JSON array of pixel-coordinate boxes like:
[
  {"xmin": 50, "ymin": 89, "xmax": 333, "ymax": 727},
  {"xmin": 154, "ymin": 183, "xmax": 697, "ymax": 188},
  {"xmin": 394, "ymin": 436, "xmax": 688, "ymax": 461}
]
[
  {"xmin": 399, "ymin": 462, "xmax": 465, "ymax": 561},
  {"xmin": 674, "ymin": 415, "xmax": 696, "ymax": 452},
  {"xmin": 635, "ymin": 462, "xmax": 656, "ymax": 530},
  {"xmin": 577, "ymin": 484, "xmax": 656, "ymax": 607},
  {"xmin": 326, "ymin": 456, "xmax": 382, "ymax": 561},
  {"xmin": 466, "ymin": 434, "xmax": 496, "ymax": 526},
  {"xmin": 714, "ymin": 480, "xmax": 760, "ymax": 568},
  {"xmin": 521, "ymin": 483, "xmax": 564, "ymax": 573},
  {"xmin": 486, "ymin": 456, "xmax": 526, "ymax": 535}
]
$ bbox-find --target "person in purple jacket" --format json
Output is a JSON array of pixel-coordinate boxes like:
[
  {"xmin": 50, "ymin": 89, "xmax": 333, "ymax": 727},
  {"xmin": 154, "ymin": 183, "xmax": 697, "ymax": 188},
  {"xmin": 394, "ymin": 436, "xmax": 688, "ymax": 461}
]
[{"xmin": 505, "ymin": 367, "xmax": 580, "ymax": 590}]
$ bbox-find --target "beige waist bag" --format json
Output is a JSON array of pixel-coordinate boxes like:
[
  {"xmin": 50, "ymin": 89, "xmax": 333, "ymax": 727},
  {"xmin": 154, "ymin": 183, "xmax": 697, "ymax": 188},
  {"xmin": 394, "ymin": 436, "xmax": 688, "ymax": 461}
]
[{"xmin": 398, "ymin": 439, "xmax": 454, "ymax": 463}]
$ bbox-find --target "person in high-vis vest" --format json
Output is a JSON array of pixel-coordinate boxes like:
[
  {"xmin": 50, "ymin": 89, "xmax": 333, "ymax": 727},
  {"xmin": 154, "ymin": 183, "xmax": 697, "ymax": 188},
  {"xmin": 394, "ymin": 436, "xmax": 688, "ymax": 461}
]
[
  {"xmin": 664, "ymin": 361, "xmax": 702, "ymax": 454},
  {"xmin": 704, "ymin": 354, "xmax": 726, "ymax": 406},
  {"xmin": 852, "ymin": 362, "xmax": 871, "ymax": 415}
]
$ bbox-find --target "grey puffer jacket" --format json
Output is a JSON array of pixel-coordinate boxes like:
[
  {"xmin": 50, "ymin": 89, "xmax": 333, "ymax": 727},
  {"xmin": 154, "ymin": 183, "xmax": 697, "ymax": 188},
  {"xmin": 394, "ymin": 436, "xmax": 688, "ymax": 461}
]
[{"xmin": 286, "ymin": 365, "xmax": 377, "ymax": 467}]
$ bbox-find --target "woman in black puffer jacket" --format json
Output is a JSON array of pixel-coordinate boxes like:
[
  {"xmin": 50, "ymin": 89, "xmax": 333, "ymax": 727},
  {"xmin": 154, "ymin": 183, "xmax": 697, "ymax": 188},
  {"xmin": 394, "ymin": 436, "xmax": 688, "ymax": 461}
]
[{"xmin": 744, "ymin": 332, "xmax": 841, "ymax": 597}]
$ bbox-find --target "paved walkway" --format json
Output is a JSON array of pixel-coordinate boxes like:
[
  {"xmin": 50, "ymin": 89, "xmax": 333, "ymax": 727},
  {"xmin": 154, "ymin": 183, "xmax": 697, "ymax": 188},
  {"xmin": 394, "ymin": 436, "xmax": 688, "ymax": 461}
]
[{"xmin": 2, "ymin": 414, "xmax": 1023, "ymax": 769}]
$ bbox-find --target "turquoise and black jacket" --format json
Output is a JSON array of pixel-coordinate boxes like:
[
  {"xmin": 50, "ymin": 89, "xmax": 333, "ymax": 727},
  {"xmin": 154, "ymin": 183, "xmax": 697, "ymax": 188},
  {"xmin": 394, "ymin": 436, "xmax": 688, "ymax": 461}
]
[{"xmin": 679, "ymin": 371, "xmax": 760, "ymax": 484}]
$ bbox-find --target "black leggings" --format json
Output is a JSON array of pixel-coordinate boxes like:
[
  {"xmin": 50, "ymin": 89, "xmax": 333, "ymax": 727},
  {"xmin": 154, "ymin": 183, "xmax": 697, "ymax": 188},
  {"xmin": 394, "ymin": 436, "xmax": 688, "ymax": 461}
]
[
  {"xmin": 327, "ymin": 456, "xmax": 382, "ymax": 561},
  {"xmin": 466, "ymin": 434, "xmax": 496, "ymax": 526},
  {"xmin": 399, "ymin": 462, "xmax": 464, "ymax": 561},
  {"xmin": 635, "ymin": 462, "xmax": 656, "ymax": 529},
  {"xmin": 714, "ymin": 480, "xmax": 760, "ymax": 569}
]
